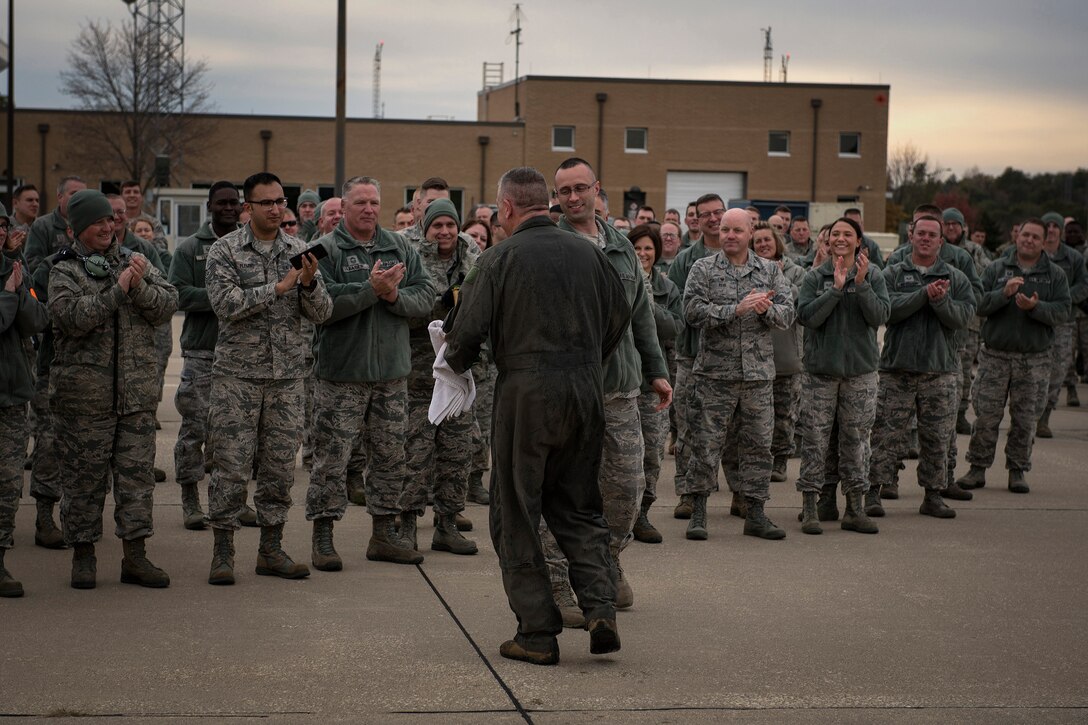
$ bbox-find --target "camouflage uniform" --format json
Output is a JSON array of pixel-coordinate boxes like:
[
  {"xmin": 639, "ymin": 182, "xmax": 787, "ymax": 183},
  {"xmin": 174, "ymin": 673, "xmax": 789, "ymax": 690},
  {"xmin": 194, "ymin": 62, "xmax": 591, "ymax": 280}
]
[
  {"xmin": 683, "ymin": 250, "xmax": 794, "ymax": 500},
  {"xmin": 869, "ymin": 257, "xmax": 976, "ymax": 491},
  {"xmin": 205, "ymin": 224, "xmax": 332, "ymax": 530},
  {"xmin": 470, "ymin": 352, "xmax": 496, "ymax": 481},
  {"xmin": 966, "ymin": 249, "xmax": 1071, "ymax": 472},
  {"xmin": 795, "ymin": 260, "xmax": 890, "ymax": 495},
  {"xmin": 305, "ymin": 222, "xmax": 434, "ymax": 521},
  {"xmin": 401, "ymin": 232, "xmax": 479, "ymax": 516},
  {"xmin": 169, "ymin": 221, "xmax": 233, "ymax": 489},
  {"xmin": 48, "ymin": 238, "xmax": 178, "ymax": 543},
  {"xmin": 1041, "ymin": 244, "xmax": 1087, "ymax": 407},
  {"xmin": 771, "ymin": 257, "xmax": 806, "ymax": 460},
  {"xmin": 1, "ymin": 251, "xmax": 50, "ymax": 549},
  {"xmin": 639, "ymin": 268, "xmax": 682, "ymax": 505}
]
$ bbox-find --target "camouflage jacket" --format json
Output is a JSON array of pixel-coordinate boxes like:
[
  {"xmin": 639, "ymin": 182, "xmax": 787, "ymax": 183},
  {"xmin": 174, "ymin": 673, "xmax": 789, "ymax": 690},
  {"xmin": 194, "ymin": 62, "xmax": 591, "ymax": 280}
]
[
  {"xmin": 47, "ymin": 238, "xmax": 178, "ymax": 415},
  {"xmin": 408, "ymin": 231, "xmax": 480, "ymax": 332},
  {"xmin": 24, "ymin": 209, "xmax": 71, "ymax": 274},
  {"xmin": 684, "ymin": 250, "xmax": 794, "ymax": 382},
  {"xmin": 206, "ymin": 224, "xmax": 332, "ymax": 379}
]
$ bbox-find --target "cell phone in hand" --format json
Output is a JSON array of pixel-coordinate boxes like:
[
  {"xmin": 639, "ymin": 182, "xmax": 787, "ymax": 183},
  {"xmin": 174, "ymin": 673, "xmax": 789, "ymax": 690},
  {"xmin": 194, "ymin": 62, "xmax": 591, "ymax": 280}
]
[{"xmin": 289, "ymin": 243, "xmax": 329, "ymax": 270}]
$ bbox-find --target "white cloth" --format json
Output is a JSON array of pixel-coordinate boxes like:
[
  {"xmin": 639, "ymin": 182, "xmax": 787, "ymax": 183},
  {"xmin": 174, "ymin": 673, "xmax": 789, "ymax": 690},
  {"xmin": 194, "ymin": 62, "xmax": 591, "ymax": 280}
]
[{"xmin": 428, "ymin": 320, "xmax": 477, "ymax": 424}]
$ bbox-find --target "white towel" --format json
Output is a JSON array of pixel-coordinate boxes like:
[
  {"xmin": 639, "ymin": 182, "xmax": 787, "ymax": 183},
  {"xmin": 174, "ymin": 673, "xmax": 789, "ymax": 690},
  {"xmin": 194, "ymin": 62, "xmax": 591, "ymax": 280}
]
[{"xmin": 428, "ymin": 320, "xmax": 477, "ymax": 424}]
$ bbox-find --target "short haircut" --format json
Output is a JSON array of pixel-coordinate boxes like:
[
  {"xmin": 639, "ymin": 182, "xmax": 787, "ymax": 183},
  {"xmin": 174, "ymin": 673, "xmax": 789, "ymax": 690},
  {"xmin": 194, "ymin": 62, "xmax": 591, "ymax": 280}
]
[
  {"xmin": 628, "ymin": 223, "xmax": 662, "ymax": 264},
  {"xmin": 207, "ymin": 180, "xmax": 238, "ymax": 202},
  {"xmin": 104, "ymin": 193, "xmax": 122, "ymax": 201},
  {"xmin": 638, "ymin": 205, "xmax": 655, "ymax": 215},
  {"xmin": 665, "ymin": 208, "xmax": 680, "ymax": 218},
  {"xmin": 686, "ymin": 201, "xmax": 697, "ymax": 211},
  {"xmin": 751, "ymin": 220, "xmax": 786, "ymax": 259},
  {"xmin": 121, "ymin": 180, "xmax": 141, "ymax": 191},
  {"xmin": 14, "ymin": 184, "xmax": 37, "ymax": 199},
  {"xmin": 598, "ymin": 188, "xmax": 609, "ymax": 206},
  {"xmin": 1020, "ymin": 217, "xmax": 1046, "ymax": 236},
  {"xmin": 497, "ymin": 167, "xmax": 549, "ymax": 212},
  {"xmin": 343, "ymin": 175, "xmax": 381, "ymax": 196},
  {"xmin": 913, "ymin": 203, "xmax": 941, "ymax": 217},
  {"xmin": 242, "ymin": 172, "xmax": 282, "ymax": 200},
  {"xmin": 913, "ymin": 215, "xmax": 942, "ymax": 228},
  {"xmin": 745, "ymin": 205, "xmax": 760, "ymax": 215},
  {"xmin": 788, "ymin": 215, "xmax": 808, "ymax": 230},
  {"xmin": 56, "ymin": 175, "xmax": 84, "ymax": 198},
  {"xmin": 555, "ymin": 157, "xmax": 595, "ymax": 177},
  {"xmin": 843, "ymin": 207, "xmax": 863, "ymax": 217},
  {"xmin": 394, "ymin": 206, "xmax": 413, "ymax": 217},
  {"xmin": 420, "ymin": 176, "xmax": 449, "ymax": 192},
  {"xmin": 695, "ymin": 193, "xmax": 724, "ymax": 210},
  {"xmin": 774, "ymin": 204, "xmax": 791, "ymax": 215}
]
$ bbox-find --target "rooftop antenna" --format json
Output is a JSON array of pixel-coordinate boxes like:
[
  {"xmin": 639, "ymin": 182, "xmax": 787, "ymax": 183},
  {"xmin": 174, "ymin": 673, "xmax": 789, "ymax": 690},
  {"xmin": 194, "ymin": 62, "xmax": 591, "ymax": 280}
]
[
  {"xmin": 761, "ymin": 26, "xmax": 772, "ymax": 82},
  {"xmin": 506, "ymin": 4, "xmax": 525, "ymax": 119},
  {"xmin": 780, "ymin": 53, "xmax": 790, "ymax": 83},
  {"xmin": 373, "ymin": 40, "xmax": 383, "ymax": 119}
]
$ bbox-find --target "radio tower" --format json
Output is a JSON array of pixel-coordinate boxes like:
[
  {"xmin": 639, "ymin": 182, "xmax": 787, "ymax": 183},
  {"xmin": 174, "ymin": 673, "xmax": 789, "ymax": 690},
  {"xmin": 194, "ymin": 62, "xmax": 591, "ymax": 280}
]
[
  {"xmin": 761, "ymin": 27, "xmax": 772, "ymax": 82},
  {"xmin": 373, "ymin": 41, "xmax": 383, "ymax": 119}
]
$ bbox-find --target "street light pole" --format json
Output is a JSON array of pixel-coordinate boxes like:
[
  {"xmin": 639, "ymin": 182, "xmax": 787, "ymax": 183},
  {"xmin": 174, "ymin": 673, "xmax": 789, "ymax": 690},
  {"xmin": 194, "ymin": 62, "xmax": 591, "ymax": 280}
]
[{"xmin": 334, "ymin": 0, "xmax": 346, "ymax": 193}]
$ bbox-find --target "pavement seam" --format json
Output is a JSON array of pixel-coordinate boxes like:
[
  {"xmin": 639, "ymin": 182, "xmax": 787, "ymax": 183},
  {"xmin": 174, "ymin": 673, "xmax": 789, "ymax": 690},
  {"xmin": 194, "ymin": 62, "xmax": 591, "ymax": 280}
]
[{"xmin": 415, "ymin": 564, "xmax": 533, "ymax": 724}]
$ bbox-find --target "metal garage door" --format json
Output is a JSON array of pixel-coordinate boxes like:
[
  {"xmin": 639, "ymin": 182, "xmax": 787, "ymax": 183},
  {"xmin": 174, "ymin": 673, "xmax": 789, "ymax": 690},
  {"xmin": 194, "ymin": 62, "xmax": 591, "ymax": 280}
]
[{"xmin": 665, "ymin": 172, "xmax": 747, "ymax": 218}]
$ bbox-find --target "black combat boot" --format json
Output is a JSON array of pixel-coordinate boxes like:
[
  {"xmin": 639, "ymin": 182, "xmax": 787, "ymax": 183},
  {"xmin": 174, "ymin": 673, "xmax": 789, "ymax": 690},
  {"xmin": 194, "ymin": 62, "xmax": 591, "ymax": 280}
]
[
  {"xmin": 432, "ymin": 513, "xmax": 478, "ymax": 555},
  {"xmin": 70, "ymin": 542, "xmax": 96, "ymax": 590},
  {"xmin": 956, "ymin": 465, "xmax": 987, "ymax": 490},
  {"xmin": 816, "ymin": 482, "xmax": 840, "ymax": 521},
  {"xmin": 841, "ymin": 491, "xmax": 879, "ymax": 534},
  {"xmin": 864, "ymin": 486, "xmax": 885, "ymax": 517},
  {"xmin": 367, "ymin": 514, "xmax": 424, "ymax": 565},
  {"xmin": 919, "ymin": 489, "xmax": 956, "ymax": 518},
  {"xmin": 686, "ymin": 494, "xmax": 708, "ymax": 540},
  {"xmin": 743, "ymin": 498, "xmax": 785, "ymax": 540},
  {"xmin": 673, "ymin": 494, "xmax": 694, "ymax": 519},
  {"xmin": 956, "ymin": 408, "xmax": 973, "ymax": 435},
  {"xmin": 180, "ymin": 483, "xmax": 207, "ymax": 530},
  {"xmin": 0, "ymin": 550, "xmax": 24, "ymax": 598},
  {"xmin": 799, "ymin": 491, "xmax": 822, "ymax": 535},
  {"xmin": 311, "ymin": 518, "xmax": 343, "ymax": 571},
  {"xmin": 1036, "ymin": 403, "xmax": 1054, "ymax": 438},
  {"xmin": 208, "ymin": 528, "xmax": 235, "ymax": 585},
  {"xmin": 588, "ymin": 618, "xmax": 621, "ymax": 655},
  {"xmin": 121, "ymin": 537, "xmax": 170, "ymax": 587},
  {"xmin": 34, "ymin": 498, "xmax": 66, "ymax": 549},
  {"xmin": 255, "ymin": 524, "xmax": 310, "ymax": 579}
]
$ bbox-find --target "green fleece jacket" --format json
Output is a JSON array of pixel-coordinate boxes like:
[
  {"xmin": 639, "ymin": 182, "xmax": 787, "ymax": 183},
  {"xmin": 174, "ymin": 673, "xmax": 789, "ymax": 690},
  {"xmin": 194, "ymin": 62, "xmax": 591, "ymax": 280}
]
[
  {"xmin": 797, "ymin": 258, "xmax": 891, "ymax": 377},
  {"xmin": 169, "ymin": 221, "xmax": 234, "ymax": 354},
  {"xmin": 313, "ymin": 221, "xmax": 436, "ymax": 382},
  {"xmin": 558, "ymin": 216, "xmax": 668, "ymax": 392},
  {"xmin": 977, "ymin": 247, "xmax": 1070, "ymax": 353},
  {"xmin": 880, "ymin": 257, "xmax": 976, "ymax": 373},
  {"xmin": 1, "ymin": 250, "xmax": 49, "ymax": 406}
]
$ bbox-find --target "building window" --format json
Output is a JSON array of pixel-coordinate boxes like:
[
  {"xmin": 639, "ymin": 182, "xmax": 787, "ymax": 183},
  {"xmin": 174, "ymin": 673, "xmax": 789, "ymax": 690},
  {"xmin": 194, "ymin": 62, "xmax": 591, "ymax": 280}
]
[
  {"xmin": 552, "ymin": 126, "xmax": 575, "ymax": 151},
  {"xmin": 839, "ymin": 132, "xmax": 861, "ymax": 157},
  {"xmin": 625, "ymin": 127, "xmax": 648, "ymax": 153},
  {"xmin": 768, "ymin": 131, "xmax": 790, "ymax": 156}
]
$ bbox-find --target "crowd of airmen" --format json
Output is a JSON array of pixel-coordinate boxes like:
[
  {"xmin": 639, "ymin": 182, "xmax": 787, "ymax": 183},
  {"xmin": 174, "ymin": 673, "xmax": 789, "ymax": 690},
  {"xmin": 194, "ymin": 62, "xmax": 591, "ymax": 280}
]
[{"xmin": 0, "ymin": 164, "xmax": 1084, "ymax": 626}]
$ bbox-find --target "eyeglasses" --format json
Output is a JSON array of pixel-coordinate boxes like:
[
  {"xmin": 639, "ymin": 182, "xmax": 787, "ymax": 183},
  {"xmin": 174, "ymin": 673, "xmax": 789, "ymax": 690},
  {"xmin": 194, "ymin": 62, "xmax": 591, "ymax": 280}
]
[
  {"xmin": 281, "ymin": 220, "xmax": 299, "ymax": 228},
  {"xmin": 555, "ymin": 183, "xmax": 595, "ymax": 198},
  {"xmin": 697, "ymin": 208, "xmax": 726, "ymax": 220},
  {"xmin": 661, "ymin": 232, "xmax": 679, "ymax": 240},
  {"xmin": 246, "ymin": 197, "xmax": 289, "ymax": 210},
  {"xmin": 0, "ymin": 222, "xmax": 9, "ymax": 231}
]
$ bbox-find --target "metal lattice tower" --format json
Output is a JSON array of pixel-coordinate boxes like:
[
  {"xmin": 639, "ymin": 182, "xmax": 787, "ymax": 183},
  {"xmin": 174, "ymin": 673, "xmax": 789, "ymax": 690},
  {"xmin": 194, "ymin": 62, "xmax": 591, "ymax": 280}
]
[
  {"xmin": 761, "ymin": 27, "xmax": 772, "ymax": 82},
  {"xmin": 126, "ymin": 0, "xmax": 186, "ymax": 112},
  {"xmin": 373, "ymin": 41, "xmax": 383, "ymax": 119}
]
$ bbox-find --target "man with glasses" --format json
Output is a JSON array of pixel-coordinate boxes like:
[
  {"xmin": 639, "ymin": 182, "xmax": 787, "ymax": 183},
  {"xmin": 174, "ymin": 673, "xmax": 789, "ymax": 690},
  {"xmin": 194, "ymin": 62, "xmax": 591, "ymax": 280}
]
[
  {"xmin": 48, "ymin": 189, "xmax": 178, "ymax": 589},
  {"xmin": 205, "ymin": 172, "xmax": 332, "ymax": 585},
  {"xmin": 545, "ymin": 158, "xmax": 670, "ymax": 616},
  {"xmin": 169, "ymin": 181, "xmax": 244, "ymax": 531},
  {"xmin": 657, "ymin": 222, "xmax": 682, "ymax": 271}
]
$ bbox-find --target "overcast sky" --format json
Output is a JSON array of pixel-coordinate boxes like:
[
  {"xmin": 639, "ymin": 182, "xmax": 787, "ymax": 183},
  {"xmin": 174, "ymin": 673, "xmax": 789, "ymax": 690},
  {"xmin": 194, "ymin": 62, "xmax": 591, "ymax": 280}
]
[{"xmin": 8, "ymin": 0, "xmax": 1088, "ymax": 175}]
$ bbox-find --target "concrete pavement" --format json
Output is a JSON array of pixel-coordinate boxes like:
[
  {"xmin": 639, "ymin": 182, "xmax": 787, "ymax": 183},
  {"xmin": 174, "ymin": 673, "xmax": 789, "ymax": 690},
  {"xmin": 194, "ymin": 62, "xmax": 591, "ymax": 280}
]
[{"xmin": 2, "ymin": 318, "xmax": 1087, "ymax": 723}]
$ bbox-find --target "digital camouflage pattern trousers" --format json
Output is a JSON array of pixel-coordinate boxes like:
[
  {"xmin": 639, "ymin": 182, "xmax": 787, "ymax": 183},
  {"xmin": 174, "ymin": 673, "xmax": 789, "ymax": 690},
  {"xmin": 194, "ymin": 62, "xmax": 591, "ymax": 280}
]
[
  {"xmin": 1045, "ymin": 322, "xmax": 1075, "ymax": 408},
  {"xmin": 208, "ymin": 376, "xmax": 302, "ymax": 531},
  {"xmin": 401, "ymin": 378, "xmax": 473, "ymax": 517},
  {"xmin": 173, "ymin": 354, "xmax": 214, "ymax": 487},
  {"xmin": 796, "ymin": 371, "xmax": 878, "ymax": 495},
  {"xmin": 869, "ymin": 371, "xmax": 957, "ymax": 491},
  {"xmin": 0, "ymin": 405, "xmax": 29, "ymax": 549},
  {"xmin": 967, "ymin": 347, "xmax": 1050, "ymax": 472},
  {"xmin": 56, "ymin": 410, "xmax": 156, "ymax": 544},
  {"xmin": 306, "ymin": 377, "xmax": 408, "ymax": 520},
  {"xmin": 29, "ymin": 373, "xmax": 61, "ymax": 503},
  {"xmin": 772, "ymin": 374, "xmax": 801, "ymax": 459},
  {"xmin": 637, "ymin": 388, "xmax": 668, "ymax": 505}
]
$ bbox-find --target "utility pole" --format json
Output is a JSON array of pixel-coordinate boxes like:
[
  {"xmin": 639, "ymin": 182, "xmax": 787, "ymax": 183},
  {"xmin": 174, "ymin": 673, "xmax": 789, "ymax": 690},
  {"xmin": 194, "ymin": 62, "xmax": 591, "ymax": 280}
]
[
  {"xmin": 335, "ymin": 0, "xmax": 345, "ymax": 192},
  {"xmin": 510, "ymin": 4, "xmax": 523, "ymax": 120}
]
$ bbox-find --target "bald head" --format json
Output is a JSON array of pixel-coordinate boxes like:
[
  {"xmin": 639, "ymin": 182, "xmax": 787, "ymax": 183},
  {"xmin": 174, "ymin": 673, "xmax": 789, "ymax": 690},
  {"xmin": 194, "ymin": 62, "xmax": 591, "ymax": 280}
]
[{"xmin": 722, "ymin": 208, "xmax": 752, "ymax": 230}]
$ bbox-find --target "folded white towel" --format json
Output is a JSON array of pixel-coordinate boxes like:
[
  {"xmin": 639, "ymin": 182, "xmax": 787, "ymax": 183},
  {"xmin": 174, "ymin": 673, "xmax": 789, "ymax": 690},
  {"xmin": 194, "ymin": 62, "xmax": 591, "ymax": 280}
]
[{"xmin": 428, "ymin": 320, "xmax": 477, "ymax": 424}]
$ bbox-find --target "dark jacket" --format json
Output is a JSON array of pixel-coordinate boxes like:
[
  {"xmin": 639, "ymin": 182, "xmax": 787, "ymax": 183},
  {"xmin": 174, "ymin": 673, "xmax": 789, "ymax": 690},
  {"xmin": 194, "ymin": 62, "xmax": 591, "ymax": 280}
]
[
  {"xmin": 978, "ymin": 247, "xmax": 1071, "ymax": 353},
  {"xmin": 667, "ymin": 238, "xmax": 716, "ymax": 358},
  {"xmin": 444, "ymin": 215, "xmax": 629, "ymax": 376},
  {"xmin": 1, "ymin": 251, "xmax": 49, "ymax": 406},
  {"xmin": 169, "ymin": 220, "xmax": 232, "ymax": 354}
]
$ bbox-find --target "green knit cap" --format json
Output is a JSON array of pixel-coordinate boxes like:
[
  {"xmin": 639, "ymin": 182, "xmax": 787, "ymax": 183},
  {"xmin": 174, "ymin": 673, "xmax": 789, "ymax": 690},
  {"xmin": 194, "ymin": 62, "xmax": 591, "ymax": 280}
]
[
  {"xmin": 423, "ymin": 198, "xmax": 460, "ymax": 235},
  {"xmin": 1041, "ymin": 212, "xmax": 1064, "ymax": 227},
  {"xmin": 0, "ymin": 203, "xmax": 8, "ymax": 221},
  {"xmin": 942, "ymin": 208, "xmax": 965, "ymax": 224},
  {"xmin": 298, "ymin": 189, "xmax": 320, "ymax": 207},
  {"xmin": 67, "ymin": 190, "xmax": 114, "ymax": 239}
]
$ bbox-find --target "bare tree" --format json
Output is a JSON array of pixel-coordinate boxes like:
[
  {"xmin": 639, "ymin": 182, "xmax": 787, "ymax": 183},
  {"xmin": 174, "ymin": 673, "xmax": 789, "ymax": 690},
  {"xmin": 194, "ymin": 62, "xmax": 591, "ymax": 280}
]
[{"xmin": 59, "ymin": 18, "xmax": 215, "ymax": 188}]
